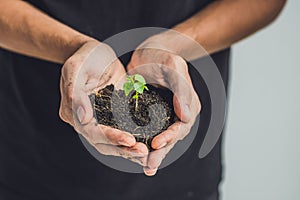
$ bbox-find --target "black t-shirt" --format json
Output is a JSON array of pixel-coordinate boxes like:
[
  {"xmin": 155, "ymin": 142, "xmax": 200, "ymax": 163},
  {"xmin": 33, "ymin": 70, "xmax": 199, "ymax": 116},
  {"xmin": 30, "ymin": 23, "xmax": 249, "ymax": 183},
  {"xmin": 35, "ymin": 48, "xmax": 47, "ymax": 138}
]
[{"xmin": 0, "ymin": 1, "xmax": 230, "ymax": 200}]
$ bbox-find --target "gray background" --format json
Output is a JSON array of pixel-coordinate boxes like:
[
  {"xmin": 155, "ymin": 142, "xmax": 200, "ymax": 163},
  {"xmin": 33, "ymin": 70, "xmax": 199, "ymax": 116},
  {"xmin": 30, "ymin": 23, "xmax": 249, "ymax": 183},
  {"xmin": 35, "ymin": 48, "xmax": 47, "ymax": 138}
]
[{"xmin": 221, "ymin": 0, "xmax": 300, "ymax": 199}]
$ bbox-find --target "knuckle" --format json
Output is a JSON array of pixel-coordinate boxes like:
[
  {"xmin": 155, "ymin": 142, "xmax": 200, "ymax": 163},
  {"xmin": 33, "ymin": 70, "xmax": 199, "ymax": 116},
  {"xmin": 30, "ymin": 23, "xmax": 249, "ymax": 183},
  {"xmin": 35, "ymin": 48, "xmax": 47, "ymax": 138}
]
[
  {"xmin": 173, "ymin": 54, "xmax": 187, "ymax": 68},
  {"xmin": 60, "ymin": 80, "xmax": 74, "ymax": 104},
  {"xmin": 196, "ymin": 100, "xmax": 202, "ymax": 113},
  {"xmin": 194, "ymin": 93, "xmax": 201, "ymax": 113},
  {"xmin": 161, "ymin": 53, "xmax": 173, "ymax": 65},
  {"xmin": 65, "ymin": 56, "xmax": 79, "ymax": 68},
  {"xmin": 161, "ymin": 132, "xmax": 172, "ymax": 143},
  {"xmin": 66, "ymin": 92, "xmax": 74, "ymax": 103},
  {"xmin": 198, "ymin": 102, "xmax": 202, "ymax": 113},
  {"xmin": 59, "ymin": 108, "xmax": 68, "ymax": 122},
  {"xmin": 177, "ymin": 133, "xmax": 186, "ymax": 141},
  {"xmin": 62, "ymin": 58, "xmax": 76, "ymax": 78}
]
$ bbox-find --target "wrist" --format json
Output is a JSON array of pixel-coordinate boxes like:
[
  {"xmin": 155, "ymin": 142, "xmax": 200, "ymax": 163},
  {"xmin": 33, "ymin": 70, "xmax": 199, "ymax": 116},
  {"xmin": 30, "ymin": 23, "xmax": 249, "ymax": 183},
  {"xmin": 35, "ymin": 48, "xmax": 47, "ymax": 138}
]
[
  {"xmin": 139, "ymin": 29, "xmax": 206, "ymax": 61},
  {"xmin": 64, "ymin": 34, "xmax": 98, "ymax": 61}
]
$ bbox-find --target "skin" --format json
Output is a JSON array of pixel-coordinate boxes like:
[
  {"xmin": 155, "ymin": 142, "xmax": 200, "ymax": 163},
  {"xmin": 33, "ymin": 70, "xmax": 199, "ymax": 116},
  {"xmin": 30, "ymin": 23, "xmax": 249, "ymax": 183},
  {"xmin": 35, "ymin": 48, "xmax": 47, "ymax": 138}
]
[
  {"xmin": 0, "ymin": 0, "xmax": 287, "ymax": 176},
  {"xmin": 127, "ymin": 48, "xmax": 201, "ymax": 175},
  {"xmin": 60, "ymin": 41, "xmax": 148, "ymax": 166}
]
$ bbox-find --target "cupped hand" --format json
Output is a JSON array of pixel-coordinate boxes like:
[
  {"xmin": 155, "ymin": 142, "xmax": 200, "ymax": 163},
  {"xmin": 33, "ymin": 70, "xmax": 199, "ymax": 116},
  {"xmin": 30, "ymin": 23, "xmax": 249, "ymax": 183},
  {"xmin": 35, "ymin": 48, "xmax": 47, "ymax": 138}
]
[
  {"xmin": 59, "ymin": 40, "xmax": 148, "ymax": 166},
  {"xmin": 127, "ymin": 40, "xmax": 201, "ymax": 175}
]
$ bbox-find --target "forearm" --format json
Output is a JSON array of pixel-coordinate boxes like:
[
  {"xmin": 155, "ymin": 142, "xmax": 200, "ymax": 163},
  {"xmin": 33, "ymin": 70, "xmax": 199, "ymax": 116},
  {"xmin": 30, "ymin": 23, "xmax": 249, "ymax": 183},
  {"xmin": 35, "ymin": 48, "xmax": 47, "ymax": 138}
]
[
  {"xmin": 149, "ymin": 0, "xmax": 286, "ymax": 60},
  {"xmin": 0, "ymin": 0, "xmax": 93, "ymax": 64}
]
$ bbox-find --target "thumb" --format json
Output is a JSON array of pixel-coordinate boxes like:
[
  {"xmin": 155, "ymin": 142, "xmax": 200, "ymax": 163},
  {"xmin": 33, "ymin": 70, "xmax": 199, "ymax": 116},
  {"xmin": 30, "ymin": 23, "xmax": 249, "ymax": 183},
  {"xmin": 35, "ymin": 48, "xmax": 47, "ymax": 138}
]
[
  {"xmin": 173, "ymin": 90, "xmax": 192, "ymax": 123},
  {"xmin": 169, "ymin": 70, "xmax": 193, "ymax": 123},
  {"xmin": 73, "ymin": 91, "xmax": 94, "ymax": 125}
]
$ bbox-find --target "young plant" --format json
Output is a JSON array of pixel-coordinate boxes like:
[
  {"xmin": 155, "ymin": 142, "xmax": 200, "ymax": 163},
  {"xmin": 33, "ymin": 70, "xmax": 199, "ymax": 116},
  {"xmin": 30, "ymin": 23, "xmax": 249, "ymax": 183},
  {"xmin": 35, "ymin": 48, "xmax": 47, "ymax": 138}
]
[{"xmin": 123, "ymin": 74, "xmax": 149, "ymax": 109}]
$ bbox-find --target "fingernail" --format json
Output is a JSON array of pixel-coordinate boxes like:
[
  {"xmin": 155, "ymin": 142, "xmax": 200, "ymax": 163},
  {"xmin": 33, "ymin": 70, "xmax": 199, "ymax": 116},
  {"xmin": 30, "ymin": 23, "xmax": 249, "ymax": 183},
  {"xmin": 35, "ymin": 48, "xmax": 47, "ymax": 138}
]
[
  {"xmin": 118, "ymin": 141, "xmax": 131, "ymax": 146},
  {"xmin": 156, "ymin": 142, "xmax": 167, "ymax": 149},
  {"xmin": 144, "ymin": 167, "xmax": 158, "ymax": 176},
  {"xmin": 77, "ymin": 106, "xmax": 85, "ymax": 123}
]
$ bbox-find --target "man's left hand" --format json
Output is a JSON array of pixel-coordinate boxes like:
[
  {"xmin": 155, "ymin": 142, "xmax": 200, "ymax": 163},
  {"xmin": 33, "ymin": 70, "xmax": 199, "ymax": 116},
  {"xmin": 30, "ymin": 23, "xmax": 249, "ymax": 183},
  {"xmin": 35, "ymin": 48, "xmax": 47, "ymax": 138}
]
[{"xmin": 127, "ymin": 38, "xmax": 201, "ymax": 176}]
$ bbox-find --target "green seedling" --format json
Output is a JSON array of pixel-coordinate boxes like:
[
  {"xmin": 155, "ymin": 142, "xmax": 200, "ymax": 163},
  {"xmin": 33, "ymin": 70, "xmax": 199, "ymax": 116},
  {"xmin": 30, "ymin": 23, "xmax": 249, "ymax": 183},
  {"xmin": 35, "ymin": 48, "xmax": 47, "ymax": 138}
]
[{"xmin": 123, "ymin": 74, "xmax": 149, "ymax": 109}]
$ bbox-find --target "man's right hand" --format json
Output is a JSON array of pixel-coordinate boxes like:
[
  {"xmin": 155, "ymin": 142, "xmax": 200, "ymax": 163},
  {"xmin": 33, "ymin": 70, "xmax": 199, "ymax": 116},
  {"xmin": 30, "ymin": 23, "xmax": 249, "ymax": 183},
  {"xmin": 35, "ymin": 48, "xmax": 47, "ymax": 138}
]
[{"xmin": 59, "ymin": 40, "xmax": 148, "ymax": 166}]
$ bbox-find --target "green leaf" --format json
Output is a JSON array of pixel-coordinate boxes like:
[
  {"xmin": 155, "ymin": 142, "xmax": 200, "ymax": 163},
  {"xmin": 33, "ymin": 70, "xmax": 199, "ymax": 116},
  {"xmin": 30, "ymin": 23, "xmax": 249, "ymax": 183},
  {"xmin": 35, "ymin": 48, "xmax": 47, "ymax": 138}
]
[
  {"xmin": 134, "ymin": 82, "xmax": 144, "ymax": 94},
  {"xmin": 134, "ymin": 74, "xmax": 146, "ymax": 85},
  {"xmin": 123, "ymin": 82, "xmax": 134, "ymax": 96},
  {"xmin": 126, "ymin": 76, "xmax": 134, "ymax": 83},
  {"xmin": 123, "ymin": 74, "xmax": 148, "ymax": 97}
]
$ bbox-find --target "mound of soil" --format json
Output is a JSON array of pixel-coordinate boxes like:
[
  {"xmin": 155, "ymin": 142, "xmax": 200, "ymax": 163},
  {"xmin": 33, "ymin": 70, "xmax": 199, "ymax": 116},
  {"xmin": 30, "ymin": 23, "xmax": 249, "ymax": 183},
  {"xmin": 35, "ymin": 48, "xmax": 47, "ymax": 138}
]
[{"xmin": 89, "ymin": 84, "xmax": 177, "ymax": 149}]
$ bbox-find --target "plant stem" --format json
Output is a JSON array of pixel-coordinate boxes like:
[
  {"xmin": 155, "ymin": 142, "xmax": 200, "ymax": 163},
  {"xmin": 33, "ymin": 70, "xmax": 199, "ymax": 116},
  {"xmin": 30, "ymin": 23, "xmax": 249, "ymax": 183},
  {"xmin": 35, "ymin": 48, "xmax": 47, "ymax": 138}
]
[{"xmin": 135, "ymin": 92, "xmax": 138, "ymax": 110}]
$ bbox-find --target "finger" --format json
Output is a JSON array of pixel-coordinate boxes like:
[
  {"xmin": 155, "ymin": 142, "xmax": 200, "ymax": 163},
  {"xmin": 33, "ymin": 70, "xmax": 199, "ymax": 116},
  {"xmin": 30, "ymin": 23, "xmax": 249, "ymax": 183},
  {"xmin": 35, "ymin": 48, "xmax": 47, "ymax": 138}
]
[
  {"xmin": 74, "ymin": 59, "xmax": 128, "ymax": 125},
  {"xmin": 61, "ymin": 43, "xmax": 118, "ymax": 125},
  {"xmin": 143, "ymin": 167, "xmax": 158, "ymax": 176},
  {"xmin": 100, "ymin": 60, "xmax": 127, "ymax": 91},
  {"xmin": 78, "ymin": 122, "xmax": 136, "ymax": 147},
  {"xmin": 129, "ymin": 157, "xmax": 148, "ymax": 167},
  {"xmin": 151, "ymin": 122, "xmax": 182, "ymax": 149},
  {"xmin": 87, "ymin": 59, "xmax": 127, "ymax": 91},
  {"xmin": 173, "ymin": 94, "xmax": 190, "ymax": 123},
  {"xmin": 95, "ymin": 142, "xmax": 148, "ymax": 157},
  {"xmin": 59, "ymin": 76, "xmax": 76, "ymax": 125},
  {"xmin": 120, "ymin": 142, "xmax": 149, "ymax": 159},
  {"xmin": 72, "ymin": 90, "xmax": 94, "ymax": 125},
  {"xmin": 166, "ymin": 61, "xmax": 193, "ymax": 123},
  {"xmin": 143, "ymin": 143, "xmax": 175, "ymax": 176},
  {"xmin": 59, "ymin": 105, "xmax": 74, "ymax": 126},
  {"xmin": 60, "ymin": 61, "xmax": 90, "ymax": 125},
  {"xmin": 94, "ymin": 142, "xmax": 149, "ymax": 166},
  {"xmin": 127, "ymin": 49, "xmax": 195, "ymax": 122},
  {"xmin": 99, "ymin": 125, "xmax": 136, "ymax": 147},
  {"xmin": 129, "ymin": 53, "xmax": 193, "ymax": 122}
]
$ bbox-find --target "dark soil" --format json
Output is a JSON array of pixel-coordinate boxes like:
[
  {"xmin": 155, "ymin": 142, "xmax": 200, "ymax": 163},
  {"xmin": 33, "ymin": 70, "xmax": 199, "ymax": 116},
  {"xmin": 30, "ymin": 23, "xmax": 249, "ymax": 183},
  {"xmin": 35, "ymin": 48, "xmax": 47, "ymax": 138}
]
[{"xmin": 89, "ymin": 84, "xmax": 177, "ymax": 149}]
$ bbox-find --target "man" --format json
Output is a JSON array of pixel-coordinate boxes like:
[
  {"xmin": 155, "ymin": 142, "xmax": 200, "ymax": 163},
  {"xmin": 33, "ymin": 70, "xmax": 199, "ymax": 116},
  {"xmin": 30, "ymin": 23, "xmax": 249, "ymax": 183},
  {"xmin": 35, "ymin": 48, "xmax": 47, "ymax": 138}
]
[{"xmin": 0, "ymin": 0, "xmax": 286, "ymax": 199}]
